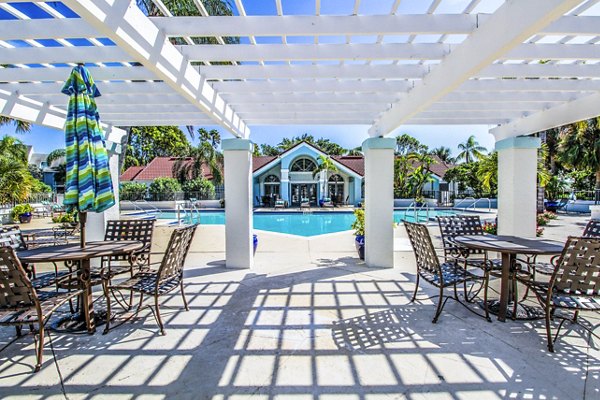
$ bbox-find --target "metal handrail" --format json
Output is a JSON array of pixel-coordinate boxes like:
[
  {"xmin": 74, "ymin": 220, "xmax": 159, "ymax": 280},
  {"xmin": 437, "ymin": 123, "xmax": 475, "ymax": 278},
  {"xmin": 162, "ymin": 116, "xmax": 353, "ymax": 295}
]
[
  {"xmin": 122, "ymin": 200, "xmax": 161, "ymax": 220},
  {"xmin": 403, "ymin": 201, "xmax": 430, "ymax": 223},
  {"xmin": 454, "ymin": 197, "xmax": 491, "ymax": 211}
]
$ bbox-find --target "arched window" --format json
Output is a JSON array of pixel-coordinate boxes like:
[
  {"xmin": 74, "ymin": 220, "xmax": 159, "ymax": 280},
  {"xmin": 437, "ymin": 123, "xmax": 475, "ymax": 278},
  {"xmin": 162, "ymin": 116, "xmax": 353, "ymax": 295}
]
[
  {"xmin": 263, "ymin": 174, "xmax": 280, "ymax": 197},
  {"xmin": 328, "ymin": 174, "xmax": 344, "ymax": 183},
  {"xmin": 264, "ymin": 175, "xmax": 280, "ymax": 183},
  {"xmin": 290, "ymin": 158, "xmax": 317, "ymax": 172}
]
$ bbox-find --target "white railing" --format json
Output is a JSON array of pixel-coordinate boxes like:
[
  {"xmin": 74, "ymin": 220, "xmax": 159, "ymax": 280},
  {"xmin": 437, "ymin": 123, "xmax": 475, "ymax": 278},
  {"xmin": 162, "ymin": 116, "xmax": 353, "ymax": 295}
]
[
  {"xmin": 122, "ymin": 200, "xmax": 162, "ymax": 219},
  {"xmin": 454, "ymin": 197, "xmax": 492, "ymax": 211},
  {"xmin": 177, "ymin": 203, "xmax": 201, "ymax": 225},
  {"xmin": 403, "ymin": 201, "xmax": 430, "ymax": 223}
]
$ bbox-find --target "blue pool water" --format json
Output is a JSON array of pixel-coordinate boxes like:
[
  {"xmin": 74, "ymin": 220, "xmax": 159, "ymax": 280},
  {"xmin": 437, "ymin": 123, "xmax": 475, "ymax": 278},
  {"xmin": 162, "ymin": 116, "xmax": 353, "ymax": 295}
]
[{"xmin": 159, "ymin": 209, "xmax": 459, "ymax": 237}]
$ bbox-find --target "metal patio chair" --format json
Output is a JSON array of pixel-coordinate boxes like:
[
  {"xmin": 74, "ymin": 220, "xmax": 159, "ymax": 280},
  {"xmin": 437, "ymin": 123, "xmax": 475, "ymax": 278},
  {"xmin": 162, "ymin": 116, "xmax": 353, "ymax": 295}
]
[
  {"xmin": 521, "ymin": 236, "xmax": 600, "ymax": 352},
  {"xmin": 404, "ymin": 221, "xmax": 490, "ymax": 323},
  {"xmin": 102, "ymin": 224, "xmax": 197, "ymax": 335},
  {"xmin": 0, "ymin": 246, "xmax": 90, "ymax": 371}
]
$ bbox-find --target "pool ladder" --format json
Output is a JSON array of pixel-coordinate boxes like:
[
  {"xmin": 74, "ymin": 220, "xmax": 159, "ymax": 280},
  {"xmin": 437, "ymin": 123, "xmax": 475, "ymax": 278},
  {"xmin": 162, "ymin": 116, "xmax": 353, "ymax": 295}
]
[
  {"xmin": 404, "ymin": 202, "xmax": 430, "ymax": 223},
  {"xmin": 454, "ymin": 197, "xmax": 492, "ymax": 211},
  {"xmin": 177, "ymin": 203, "xmax": 201, "ymax": 225}
]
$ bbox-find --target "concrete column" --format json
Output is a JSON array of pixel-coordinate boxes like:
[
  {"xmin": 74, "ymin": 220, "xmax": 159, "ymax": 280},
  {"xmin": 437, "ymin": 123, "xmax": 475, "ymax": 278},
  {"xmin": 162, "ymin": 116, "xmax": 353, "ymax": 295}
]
[
  {"xmin": 280, "ymin": 168, "xmax": 289, "ymax": 203},
  {"xmin": 495, "ymin": 136, "xmax": 541, "ymax": 238},
  {"xmin": 362, "ymin": 137, "xmax": 396, "ymax": 268},
  {"xmin": 86, "ymin": 142, "xmax": 121, "ymax": 242},
  {"xmin": 223, "ymin": 138, "xmax": 254, "ymax": 269}
]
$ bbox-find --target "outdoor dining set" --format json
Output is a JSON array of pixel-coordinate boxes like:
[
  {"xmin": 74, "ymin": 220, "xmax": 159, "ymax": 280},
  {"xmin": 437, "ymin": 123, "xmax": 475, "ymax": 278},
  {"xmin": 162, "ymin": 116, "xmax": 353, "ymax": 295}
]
[
  {"xmin": 0, "ymin": 220, "xmax": 197, "ymax": 372},
  {"xmin": 405, "ymin": 216, "xmax": 600, "ymax": 353}
]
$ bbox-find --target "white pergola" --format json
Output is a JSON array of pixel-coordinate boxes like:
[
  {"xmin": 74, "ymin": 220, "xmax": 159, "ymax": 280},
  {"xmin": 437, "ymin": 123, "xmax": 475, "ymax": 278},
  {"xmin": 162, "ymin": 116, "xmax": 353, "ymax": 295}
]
[{"xmin": 1, "ymin": 0, "xmax": 599, "ymax": 268}]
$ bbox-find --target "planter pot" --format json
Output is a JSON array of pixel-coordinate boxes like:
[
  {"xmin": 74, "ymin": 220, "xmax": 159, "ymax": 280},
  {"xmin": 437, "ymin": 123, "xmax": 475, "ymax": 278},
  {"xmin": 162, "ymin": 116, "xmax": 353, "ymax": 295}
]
[
  {"xmin": 18, "ymin": 212, "xmax": 32, "ymax": 224},
  {"xmin": 591, "ymin": 205, "xmax": 600, "ymax": 220},
  {"xmin": 253, "ymin": 234, "xmax": 258, "ymax": 255},
  {"xmin": 355, "ymin": 235, "xmax": 365, "ymax": 260}
]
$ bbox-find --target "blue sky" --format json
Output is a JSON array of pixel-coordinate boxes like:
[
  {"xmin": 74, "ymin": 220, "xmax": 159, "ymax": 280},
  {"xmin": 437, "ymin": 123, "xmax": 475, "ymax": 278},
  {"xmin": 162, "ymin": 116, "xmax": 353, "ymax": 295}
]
[
  {"xmin": 1, "ymin": 0, "xmax": 500, "ymax": 156},
  {"xmin": 1, "ymin": 122, "xmax": 496, "ymax": 157}
]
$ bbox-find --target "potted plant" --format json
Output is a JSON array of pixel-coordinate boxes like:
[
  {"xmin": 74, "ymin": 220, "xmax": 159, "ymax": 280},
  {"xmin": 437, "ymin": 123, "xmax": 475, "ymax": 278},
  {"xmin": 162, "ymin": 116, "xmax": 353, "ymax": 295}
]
[
  {"xmin": 351, "ymin": 207, "xmax": 365, "ymax": 260},
  {"xmin": 12, "ymin": 204, "xmax": 33, "ymax": 224}
]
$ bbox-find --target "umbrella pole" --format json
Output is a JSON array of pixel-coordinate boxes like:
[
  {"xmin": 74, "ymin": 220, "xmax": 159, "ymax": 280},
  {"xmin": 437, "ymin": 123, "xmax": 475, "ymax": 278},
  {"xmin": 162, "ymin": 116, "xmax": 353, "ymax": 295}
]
[{"xmin": 79, "ymin": 211, "xmax": 87, "ymax": 248}]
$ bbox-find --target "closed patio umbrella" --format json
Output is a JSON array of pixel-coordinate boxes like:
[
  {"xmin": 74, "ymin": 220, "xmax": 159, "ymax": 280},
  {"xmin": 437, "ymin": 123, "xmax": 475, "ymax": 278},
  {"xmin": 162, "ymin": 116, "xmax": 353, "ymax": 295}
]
[{"xmin": 62, "ymin": 64, "xmax": 115, "ymax": 247}]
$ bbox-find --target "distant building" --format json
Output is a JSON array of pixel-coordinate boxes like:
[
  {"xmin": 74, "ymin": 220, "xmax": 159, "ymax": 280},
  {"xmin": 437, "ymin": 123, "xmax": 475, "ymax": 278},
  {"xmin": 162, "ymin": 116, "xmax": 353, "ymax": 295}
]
[
  {"xmin": 121, "ymin": 142, "xmax": 456, "ymax": 206},
  {"xmin": 120, "ymin": 157, "xmax": 213, "ymax": 185},
  {"xmin": 26, "ymin": 146, "xmax": 65, "ymax": 189}
]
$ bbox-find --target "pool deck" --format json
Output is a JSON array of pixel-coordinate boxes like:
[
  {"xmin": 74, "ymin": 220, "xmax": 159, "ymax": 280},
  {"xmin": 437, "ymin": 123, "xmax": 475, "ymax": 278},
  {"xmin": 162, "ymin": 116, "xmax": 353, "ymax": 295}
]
[{"xmin": 1, "ymin": 214, "xmax": 598, "ymax": 399}]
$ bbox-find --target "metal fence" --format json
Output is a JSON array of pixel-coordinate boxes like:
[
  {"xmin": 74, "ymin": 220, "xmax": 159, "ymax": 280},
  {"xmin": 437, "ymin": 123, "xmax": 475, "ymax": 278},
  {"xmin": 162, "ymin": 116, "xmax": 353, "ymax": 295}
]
[
  {"xmin": 553, "ymin": 189, "xmax": 600, "ymax": 203},
  {"xmin": 122, "ymin": 187, "xmax": 225, "ymax": 202},
  {"xmin": 0, "ymin": 192, "xmax": 56, "ymax": 208}
]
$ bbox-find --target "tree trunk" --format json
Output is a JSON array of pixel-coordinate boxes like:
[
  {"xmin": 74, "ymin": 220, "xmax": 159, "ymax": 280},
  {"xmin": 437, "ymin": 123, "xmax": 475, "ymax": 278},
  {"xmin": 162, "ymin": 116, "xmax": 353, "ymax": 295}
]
[{"xmin": 596, "ymin": 169, "xmax": 600, "ymax": 190}]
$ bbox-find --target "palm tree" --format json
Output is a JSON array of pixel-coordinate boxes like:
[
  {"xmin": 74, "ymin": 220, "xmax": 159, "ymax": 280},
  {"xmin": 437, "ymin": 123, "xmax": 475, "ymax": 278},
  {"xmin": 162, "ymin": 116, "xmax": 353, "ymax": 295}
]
[
  {"xmin": 46, "ymin": 148, "xmax": 66, "ymax": 165},
  {"xmin": 456, "ymin": 135, "xmax": 487, "ymax": 163},
  {"xmin": 558, "ymin": 117, "xmax": 600, "ymax": 189},
  {"xmin": 0, "ymin": 116, "xmax": 31, "ymax": 134},
  {"xmin": 312, "ymin": 155, "xmax": 338, "ymax": 199},
  {"xmin": 431, "ymin": 146, "xmax": 454, "ymax": 163},
  {"xmin": 0, "ymin": 135, "xmax": 34, "ymax": 203},
  {"xmin": 174, "ymin": 141, "xmax": 223, "ymax": 186}
]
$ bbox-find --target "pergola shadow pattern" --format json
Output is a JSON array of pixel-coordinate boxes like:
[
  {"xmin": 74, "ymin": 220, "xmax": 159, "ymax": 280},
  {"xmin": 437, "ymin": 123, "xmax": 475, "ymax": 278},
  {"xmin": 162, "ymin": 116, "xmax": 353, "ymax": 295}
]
[{"xmin": 0, "ymin": 261, "xmax": 598, "ymax": 399}]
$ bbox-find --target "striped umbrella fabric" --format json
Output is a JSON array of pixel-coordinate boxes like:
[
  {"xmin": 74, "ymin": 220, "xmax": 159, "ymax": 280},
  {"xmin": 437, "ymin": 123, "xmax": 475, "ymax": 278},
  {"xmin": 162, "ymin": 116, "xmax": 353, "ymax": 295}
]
[{"xmin": 61, "ymin": 65, "xmax": 115, "ymax": 214}]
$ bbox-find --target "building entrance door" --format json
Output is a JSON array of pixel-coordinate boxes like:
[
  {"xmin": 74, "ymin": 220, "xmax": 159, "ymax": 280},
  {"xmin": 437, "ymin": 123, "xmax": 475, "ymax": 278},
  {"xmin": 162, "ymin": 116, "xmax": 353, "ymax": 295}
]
[{"xmin": 291, "ymin": 184, "xmax": 317, "ymax": 206}]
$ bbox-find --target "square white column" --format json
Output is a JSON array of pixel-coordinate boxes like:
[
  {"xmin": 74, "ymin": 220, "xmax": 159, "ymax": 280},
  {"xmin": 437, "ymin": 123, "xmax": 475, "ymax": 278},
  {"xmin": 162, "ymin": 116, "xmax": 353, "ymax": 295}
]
[
  {"xmin": 496, "ymin": 136, "xmax": 541, "ymax": 238},
  {"xmin": 86, "ymin": 139, "xmax": 123, "ymax": 242},
  {"xmin": 223, "ymin": 138, "xmax": 254, "ymax": 269},
  {"xmin": 362, "ymin": 137, "xmax": 396, "ymax": 268}
]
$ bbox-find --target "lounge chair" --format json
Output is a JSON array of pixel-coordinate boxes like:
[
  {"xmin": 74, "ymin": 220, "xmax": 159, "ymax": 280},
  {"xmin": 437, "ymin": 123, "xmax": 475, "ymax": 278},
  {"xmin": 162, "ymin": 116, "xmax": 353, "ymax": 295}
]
[
  {"xmin": 300, "ymin": 198, "xmax": 310, "ymax": 208},
  {"xmin": 274, "ymin": 199, "xmax": 285, "ymax": 209},
  {"xmin": 321, "ymin": 198, "xmax": 334, "ymax": 208}
]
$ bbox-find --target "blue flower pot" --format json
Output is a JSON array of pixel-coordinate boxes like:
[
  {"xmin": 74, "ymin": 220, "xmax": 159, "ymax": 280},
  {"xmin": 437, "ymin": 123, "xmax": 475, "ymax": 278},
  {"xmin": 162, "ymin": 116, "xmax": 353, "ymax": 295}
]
[
  {"xmin": 253, "ymin": 234, "xmax": 258, "ymax": 256},
  {"xmin": 355, "ymin": 235, "xmax": 365, "ymax": 260},
  {"xmin": 19, "ymin": 212, "xmax": 32, "ymax": 224}
]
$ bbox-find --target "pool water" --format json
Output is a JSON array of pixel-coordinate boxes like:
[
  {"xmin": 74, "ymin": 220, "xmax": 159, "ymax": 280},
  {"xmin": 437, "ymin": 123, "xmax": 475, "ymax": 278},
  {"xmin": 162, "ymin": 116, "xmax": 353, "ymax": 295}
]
[{"xmin": 159, "ymin": 209, "xmax": 459, "ymax": 237}]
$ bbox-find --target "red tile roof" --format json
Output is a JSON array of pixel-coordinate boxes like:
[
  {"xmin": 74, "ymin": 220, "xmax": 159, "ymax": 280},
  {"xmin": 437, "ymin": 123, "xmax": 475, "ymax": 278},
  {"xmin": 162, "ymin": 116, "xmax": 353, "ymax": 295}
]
[
  {"xmin": 120, "ymin": 166, "xmax": 145, "ymax": 181},
  {"xmin": 332, "ymin": 155, "xmax": 365, "ymax": 176},
  {"xmin": 121, "ymin": 157, "xmax": 213, "ymax": 182},
  {"xmin": 253, "ymin": 156, "xmax": 277, "ymax": 172}
]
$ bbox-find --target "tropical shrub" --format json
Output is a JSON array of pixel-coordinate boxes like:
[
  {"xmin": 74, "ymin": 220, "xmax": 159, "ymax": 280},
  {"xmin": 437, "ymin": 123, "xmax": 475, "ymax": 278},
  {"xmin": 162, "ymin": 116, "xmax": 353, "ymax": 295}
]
[
  {"xmin": 31, "ymin": 180, "xmax": 52, "ymax": 193},
  {"xmin": 52, "ymin": 212, "xmax": 75, "ymax": 224},
  {"xmin": 537, "ymin": 214, "xmax": 549, "ymax": 226},
  {"xmin": 148, "ymin": 177, "xmax": 181, "ymax": 201},
  {"xmin": 543, "ymin": 211, "xmax": 557, "ymax": 220},
  {"xmin": 11, "ymin": 203, "xmax": 33, "ymax": 218},
  {"xmin": 120, "ymin": 182, "xmax": 148, "ymax": 201},
  {"xmin": 182, "ymin": 177, "xmax": 216, "ymax": 199},
  {"xmin": 351, "ymin": 207, "xmax": 365, "ymax": 236},
  {"xmin": 482, "ymin": 221, "xmax": 497, "ymax": 235}
]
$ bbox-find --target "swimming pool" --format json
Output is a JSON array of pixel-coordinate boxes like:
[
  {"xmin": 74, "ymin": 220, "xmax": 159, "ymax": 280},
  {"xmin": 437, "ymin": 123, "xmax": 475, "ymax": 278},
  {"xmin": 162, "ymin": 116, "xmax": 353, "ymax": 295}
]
[{"xmin": 158, "ymin": 209, "xmax": 460, "ymax": 237}]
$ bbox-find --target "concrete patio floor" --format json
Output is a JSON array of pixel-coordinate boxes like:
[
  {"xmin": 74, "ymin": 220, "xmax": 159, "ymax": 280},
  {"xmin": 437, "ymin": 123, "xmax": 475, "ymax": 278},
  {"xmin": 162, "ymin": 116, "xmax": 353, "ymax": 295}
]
[{"xmin": 0, "ymin": 214, "xmax": 598, "ymax": 399}]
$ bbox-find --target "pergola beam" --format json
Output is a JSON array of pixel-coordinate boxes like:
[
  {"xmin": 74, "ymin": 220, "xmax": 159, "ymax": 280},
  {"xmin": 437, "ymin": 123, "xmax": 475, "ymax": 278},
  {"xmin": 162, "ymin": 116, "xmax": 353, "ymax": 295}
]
[
  {"xmin": 491, "ymin": 91, "xmax": 600, "ymax": 140},
  {"xmin": 7, "ymin": 42, "xmax": 599, "ymax": 65},
  {"xmin": 4, "ymin": 15, "xmax": 600, "ymax": 40},
  {"xmin": 370, "ymin": 0, "xmax": 585, "ymax": 136},
  {"xmin": 0, "ymin": 66, "xmax": 156, "ymax": 82},
  {"xmin": 61, "ymin": 0, "xmax": 248, "ymax": 138},
  {"xmin": 0, "ymin": 88, "xmax": 126, "ymax": 144}
]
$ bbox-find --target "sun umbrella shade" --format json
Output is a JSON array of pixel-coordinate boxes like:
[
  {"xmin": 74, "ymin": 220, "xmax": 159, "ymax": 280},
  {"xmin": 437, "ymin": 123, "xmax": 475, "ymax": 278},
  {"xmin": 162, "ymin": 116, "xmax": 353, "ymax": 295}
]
[{"xmin": 62, "ymin": 65, "xmax": 115, "ymax": 214}]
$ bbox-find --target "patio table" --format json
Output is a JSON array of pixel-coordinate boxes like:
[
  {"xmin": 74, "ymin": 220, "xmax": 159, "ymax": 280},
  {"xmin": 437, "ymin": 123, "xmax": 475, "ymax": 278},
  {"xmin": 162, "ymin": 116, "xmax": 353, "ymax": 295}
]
[
  {"xmin": 18, "ymin": 240, "xmax": 143, "ymax": 332},
  {"xmin": 453, "ymin": 234, "xmax": 563, "ymax": 322}
]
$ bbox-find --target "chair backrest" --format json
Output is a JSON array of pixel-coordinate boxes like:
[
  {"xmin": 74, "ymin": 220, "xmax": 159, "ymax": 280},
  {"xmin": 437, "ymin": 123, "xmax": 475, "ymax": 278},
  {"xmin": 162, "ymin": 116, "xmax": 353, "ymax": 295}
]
[
  {"xmin": 0, "ymin": 226, "xmax": 27, "ymax": 251},
  {"xmin": 104, "ymin": 219, "xmax": 156, "ymax": 263},
  {"xmin": 404, "ymin": 221, "xmax": 440, "ymax": 275},
  {"xmin": 582, "ymin": 219, "xmax": 600, "ymax": 238},
  {"xmin": 157, "ymin": 225, "xmax": 198, "ymax": 283},
  {"xmin": 437, "ymin": 215, "xmax": 485, "ymax": 256},
  {"xmin": 551, "ymin": 236, "xmax": 600, "ymax": 296},
  {"xmin": 0, "ymin": 246, "xmax": 36, "ymax": 310}
]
